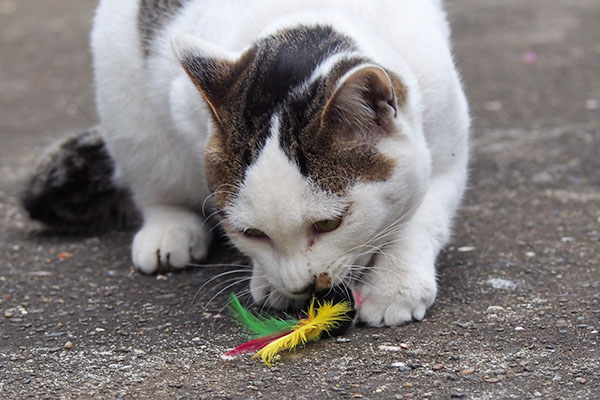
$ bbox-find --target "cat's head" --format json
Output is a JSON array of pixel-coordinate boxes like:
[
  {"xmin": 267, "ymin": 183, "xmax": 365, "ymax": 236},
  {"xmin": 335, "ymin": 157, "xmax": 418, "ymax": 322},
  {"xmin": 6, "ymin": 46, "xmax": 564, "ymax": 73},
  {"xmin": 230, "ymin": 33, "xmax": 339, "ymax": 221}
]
[{"xmin": 173, "ymin": 26, "xmax": 431, "ymax": 304}]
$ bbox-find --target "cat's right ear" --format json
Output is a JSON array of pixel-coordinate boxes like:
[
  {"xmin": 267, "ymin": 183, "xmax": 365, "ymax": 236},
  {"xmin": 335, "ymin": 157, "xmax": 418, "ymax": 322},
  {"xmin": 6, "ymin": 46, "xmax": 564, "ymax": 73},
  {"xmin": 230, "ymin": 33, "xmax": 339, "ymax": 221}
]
[{"xmin": 171, "ymin": 34, "xmax": 240, "ymax": 126}]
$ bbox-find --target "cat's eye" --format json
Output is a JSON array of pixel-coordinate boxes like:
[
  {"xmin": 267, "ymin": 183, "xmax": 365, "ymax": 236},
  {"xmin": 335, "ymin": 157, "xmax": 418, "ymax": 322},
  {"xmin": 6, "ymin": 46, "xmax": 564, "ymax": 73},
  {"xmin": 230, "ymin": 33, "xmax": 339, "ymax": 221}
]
[
  {"xmin": 242, "ymin": 228, "xmax": 268, "ymax": 239},
  {"xmin": 313, "ymin": 218, "xmax": 342, "ymax": 233}
]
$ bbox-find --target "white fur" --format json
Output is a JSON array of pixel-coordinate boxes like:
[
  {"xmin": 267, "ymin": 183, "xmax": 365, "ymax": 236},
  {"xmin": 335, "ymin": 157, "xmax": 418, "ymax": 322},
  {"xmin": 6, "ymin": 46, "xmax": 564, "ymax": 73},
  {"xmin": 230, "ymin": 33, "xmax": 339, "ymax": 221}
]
[{"xmin": 91, "ymin": 0, "xmax": 469, "ymax": 326}]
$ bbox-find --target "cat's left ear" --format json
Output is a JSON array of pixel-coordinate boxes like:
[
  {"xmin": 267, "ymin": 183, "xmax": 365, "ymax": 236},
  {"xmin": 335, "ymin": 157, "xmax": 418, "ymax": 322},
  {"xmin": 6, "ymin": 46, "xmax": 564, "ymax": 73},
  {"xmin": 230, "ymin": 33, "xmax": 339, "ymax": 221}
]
[
  {"xmin": 321, "ymin": 65, "xmax": 406, "ymax": 135},
  {"xmin": 171, "ymin": 34, "xmax": 246, "ymax": 127}
]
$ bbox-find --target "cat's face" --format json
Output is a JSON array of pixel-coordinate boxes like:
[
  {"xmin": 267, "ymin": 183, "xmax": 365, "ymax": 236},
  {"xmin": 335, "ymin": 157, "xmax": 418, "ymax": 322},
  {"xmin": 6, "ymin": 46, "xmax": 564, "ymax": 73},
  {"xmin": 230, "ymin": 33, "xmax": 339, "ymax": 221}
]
[{"xmin": 173, "ymin": 27, "xmax": 430, "ymax": 302}]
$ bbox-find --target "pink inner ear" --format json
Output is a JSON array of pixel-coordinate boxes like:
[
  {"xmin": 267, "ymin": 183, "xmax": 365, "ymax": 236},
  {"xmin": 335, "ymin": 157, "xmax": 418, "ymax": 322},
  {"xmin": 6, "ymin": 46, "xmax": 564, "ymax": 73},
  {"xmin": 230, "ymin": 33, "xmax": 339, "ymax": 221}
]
[{"xmin": 322, "ymin": 65, "xmax": 398, "ymax": 137}]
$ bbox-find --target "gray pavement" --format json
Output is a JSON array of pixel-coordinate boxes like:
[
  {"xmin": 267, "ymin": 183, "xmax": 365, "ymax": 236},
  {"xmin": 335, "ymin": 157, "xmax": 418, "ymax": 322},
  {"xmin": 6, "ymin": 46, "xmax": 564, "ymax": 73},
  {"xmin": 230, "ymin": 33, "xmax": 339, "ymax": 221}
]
[{"xmin": 1, "ymin": 0, "xmax": 599, "ymax": 399}]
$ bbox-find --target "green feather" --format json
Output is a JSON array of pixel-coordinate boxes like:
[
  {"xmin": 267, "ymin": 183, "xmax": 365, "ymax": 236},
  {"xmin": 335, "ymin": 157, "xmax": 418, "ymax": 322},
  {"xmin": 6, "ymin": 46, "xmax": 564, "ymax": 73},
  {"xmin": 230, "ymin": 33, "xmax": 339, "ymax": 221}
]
[{"xmin": 228, "ymin": 293, "xmax": 297, "ymax": 338}]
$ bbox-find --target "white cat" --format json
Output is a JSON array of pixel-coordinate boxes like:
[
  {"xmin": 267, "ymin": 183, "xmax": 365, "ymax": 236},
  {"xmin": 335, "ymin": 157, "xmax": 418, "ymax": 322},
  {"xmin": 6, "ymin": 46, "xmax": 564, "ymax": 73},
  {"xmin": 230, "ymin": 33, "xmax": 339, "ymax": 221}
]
[{"xmin": 54, "ymin": 0, "xmax": 469, "ymax": 327}]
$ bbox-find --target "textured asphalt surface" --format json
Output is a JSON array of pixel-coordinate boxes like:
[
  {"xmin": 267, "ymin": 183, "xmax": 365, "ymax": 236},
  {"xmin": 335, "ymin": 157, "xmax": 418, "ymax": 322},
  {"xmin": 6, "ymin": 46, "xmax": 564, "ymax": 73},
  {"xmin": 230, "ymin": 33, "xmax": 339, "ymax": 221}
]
[{"xmin": 1, "ymin": 0, "xmax": 599, "ymax": 399}]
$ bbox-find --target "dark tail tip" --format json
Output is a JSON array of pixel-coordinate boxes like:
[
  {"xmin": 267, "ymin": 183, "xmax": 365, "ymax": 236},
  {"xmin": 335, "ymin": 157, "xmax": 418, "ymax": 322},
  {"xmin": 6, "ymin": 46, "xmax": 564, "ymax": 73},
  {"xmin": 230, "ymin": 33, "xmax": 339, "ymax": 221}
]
[{"xmin": 21, "ymin": 126, "xmax": 139, "ymax": 233}]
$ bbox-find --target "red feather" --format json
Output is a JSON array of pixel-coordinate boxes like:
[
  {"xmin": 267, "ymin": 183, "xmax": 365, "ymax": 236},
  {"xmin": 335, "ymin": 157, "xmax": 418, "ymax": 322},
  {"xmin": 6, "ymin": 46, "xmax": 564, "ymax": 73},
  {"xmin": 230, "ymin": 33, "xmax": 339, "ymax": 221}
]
[{"xmin": 225, "ymin": 331, "xmax": 292, "ymax": 356}]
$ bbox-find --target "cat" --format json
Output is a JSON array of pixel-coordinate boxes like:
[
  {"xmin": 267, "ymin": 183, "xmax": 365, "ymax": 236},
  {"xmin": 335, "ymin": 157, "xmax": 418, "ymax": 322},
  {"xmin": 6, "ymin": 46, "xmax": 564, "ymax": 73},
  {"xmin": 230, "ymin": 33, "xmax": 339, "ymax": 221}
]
[{"xmin": 23, "ymin": 0, "xmax": 469, "ymax": 327}]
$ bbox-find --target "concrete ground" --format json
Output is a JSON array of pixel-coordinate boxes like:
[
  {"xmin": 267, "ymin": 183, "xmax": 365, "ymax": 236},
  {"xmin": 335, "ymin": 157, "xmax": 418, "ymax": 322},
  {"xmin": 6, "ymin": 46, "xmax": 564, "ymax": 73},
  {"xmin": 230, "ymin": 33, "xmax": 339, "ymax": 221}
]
[{"xmin": 1, "ymin": 0, "xmax": 599, "ymax": 399}]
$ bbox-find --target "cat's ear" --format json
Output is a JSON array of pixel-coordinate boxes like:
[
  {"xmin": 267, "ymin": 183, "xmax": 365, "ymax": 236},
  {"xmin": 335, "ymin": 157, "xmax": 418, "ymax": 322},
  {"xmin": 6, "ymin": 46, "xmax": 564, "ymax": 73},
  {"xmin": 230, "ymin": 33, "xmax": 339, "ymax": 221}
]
[
  {"xmin": 321, "ymin": 65, "xmax": 406, "ymax": 136},
  {"xmin": 171, "ymin": 34, "xmax": 244, "ymax": 126}
]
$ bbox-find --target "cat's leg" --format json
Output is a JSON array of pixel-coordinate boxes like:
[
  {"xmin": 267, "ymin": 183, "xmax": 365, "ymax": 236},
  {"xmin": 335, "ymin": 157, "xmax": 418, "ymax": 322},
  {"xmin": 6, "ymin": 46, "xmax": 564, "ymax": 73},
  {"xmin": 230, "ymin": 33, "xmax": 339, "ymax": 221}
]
[
  {"xmin": 132, "ymin": 205, "xmax": 212, "ymax": 273},
  {"xmin": 356, "ymin": 166, "xmax": 466, "ymax": 327}
]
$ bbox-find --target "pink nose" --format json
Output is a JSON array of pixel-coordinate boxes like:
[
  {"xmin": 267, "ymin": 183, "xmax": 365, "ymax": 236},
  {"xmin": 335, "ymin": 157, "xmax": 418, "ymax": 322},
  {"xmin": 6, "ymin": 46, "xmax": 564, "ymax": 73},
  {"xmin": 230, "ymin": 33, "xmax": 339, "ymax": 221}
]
[{"xmin": 314, "ymin": 273, "xmax": 332, "ymax": 292}]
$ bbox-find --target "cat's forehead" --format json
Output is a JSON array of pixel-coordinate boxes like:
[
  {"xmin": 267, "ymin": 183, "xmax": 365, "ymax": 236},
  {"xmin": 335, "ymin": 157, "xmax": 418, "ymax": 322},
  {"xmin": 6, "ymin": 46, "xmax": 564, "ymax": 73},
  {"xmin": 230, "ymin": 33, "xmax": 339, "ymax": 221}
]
[
  {"xmin": 225, "ymin": 118, "xmax": 345, "ymax": 230},
  {"xmin": 207, "ymin": 109, "xmax": 395, "ymax": 212}
]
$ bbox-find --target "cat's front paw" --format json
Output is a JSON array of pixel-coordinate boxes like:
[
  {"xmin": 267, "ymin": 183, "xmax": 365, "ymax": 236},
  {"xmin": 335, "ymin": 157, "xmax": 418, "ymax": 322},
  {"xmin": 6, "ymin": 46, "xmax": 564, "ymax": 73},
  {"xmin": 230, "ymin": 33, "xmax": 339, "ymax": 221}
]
[
  {"xmin": 132, "ymin": 210, "xmax": 211, "ymax": 273},
  {"xmin": 356, "ymin": 271, "xmax": 437, "ymax": 327}
]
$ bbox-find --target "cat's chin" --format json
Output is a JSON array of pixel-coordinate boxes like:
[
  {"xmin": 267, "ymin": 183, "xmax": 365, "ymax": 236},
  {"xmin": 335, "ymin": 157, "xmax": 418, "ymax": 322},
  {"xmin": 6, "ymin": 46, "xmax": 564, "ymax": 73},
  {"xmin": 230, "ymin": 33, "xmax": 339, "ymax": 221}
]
[{"xmin": 275, "ymin": 287, "xmax": 312, "ymax": 302}]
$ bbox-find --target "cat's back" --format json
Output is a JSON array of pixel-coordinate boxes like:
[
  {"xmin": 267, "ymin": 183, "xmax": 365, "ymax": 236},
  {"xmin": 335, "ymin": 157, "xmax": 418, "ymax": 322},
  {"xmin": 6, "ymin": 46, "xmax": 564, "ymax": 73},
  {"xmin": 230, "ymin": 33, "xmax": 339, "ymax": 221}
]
[{"xmin": 93, "ymin": 0, "xmax": 448, "ymax": 57}]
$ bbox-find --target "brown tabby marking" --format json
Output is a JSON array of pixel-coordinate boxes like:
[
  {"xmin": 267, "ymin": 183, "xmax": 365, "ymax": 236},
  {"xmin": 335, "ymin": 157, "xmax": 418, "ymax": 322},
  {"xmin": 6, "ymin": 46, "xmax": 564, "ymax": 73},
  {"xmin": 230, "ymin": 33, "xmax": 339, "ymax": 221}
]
[{"xmin": 181, "ymin": 25, "xmax": 404, "ymax": 208}]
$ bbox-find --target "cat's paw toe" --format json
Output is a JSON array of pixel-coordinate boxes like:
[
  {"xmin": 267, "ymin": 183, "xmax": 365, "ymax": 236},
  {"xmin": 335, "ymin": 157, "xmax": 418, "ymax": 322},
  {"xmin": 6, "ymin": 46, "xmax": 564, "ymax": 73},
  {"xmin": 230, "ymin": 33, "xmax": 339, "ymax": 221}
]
[
  {"xmin": 132, "ymin": 223, "xmax": 210, "ymax": 273},
  {"xmin": 132, "ymin": 227, "xmax": 163, "ymax": 273},
  {"xmin": 357, "ymin": 279, "xmax": 436, "ymax": 327},
  {"xmin": 160, "ymin": 227, "xmax": 194, "ymax": 268}
]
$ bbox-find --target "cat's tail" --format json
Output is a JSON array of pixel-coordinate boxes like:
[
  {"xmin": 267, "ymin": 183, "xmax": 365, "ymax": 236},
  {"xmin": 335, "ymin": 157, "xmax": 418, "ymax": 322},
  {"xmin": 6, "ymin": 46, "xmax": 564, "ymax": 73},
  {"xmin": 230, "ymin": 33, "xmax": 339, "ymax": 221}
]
[{"xmin": 21, "ymin": 126, "xmax": 140, "ymax": 233}]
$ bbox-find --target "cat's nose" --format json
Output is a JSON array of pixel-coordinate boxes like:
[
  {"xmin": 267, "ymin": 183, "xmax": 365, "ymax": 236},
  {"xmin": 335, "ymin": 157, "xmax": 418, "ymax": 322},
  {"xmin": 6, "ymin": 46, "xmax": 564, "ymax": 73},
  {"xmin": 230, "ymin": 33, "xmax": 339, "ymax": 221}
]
[{"xmin": 314, "ymin": 272, "xmax": 332, "ymax": 292}]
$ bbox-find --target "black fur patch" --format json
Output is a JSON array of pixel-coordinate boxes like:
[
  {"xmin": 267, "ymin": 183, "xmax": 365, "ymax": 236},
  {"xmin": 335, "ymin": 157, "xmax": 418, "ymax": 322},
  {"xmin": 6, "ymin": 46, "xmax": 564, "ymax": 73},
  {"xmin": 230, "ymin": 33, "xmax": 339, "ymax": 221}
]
[
  {"xmin": 21, "ymin": 127, "xmax": 139, "ymax": 233},
  {"xmin": 138, "ymin": 0, "xmax": 188, "ymax": 57},
  {"xmin": 188, "ymin": 25, "xmax": 396, "ymax": 198}
]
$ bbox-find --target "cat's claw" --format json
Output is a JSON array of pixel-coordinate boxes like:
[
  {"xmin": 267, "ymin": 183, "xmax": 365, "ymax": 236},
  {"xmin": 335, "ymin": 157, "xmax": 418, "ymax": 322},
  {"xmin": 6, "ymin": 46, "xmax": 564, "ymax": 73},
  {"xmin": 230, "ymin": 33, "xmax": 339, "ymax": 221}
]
[
  {"xmin": 356, "ymin": 274, "xmax": 437, "ymax": 327},
  {"xmin": 132, "ymin": 214, "xmax": 211, "ymax": 273}
]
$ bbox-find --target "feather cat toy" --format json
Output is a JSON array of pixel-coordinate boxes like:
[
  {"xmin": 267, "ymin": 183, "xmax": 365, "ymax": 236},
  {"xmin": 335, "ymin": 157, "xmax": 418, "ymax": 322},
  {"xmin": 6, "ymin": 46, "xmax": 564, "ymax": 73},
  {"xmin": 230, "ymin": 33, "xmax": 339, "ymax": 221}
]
[{"xmin": 225, "ymin": 287, "xmax": 357, "ymax": 365}]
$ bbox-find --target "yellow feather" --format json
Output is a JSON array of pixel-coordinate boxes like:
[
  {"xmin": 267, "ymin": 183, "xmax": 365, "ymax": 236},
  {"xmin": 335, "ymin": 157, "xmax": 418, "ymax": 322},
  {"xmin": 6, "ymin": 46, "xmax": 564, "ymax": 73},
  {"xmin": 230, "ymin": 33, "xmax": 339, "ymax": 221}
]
[{"xmin": 253, "ymin": 298, "xmax": 353, "ymax": 366}]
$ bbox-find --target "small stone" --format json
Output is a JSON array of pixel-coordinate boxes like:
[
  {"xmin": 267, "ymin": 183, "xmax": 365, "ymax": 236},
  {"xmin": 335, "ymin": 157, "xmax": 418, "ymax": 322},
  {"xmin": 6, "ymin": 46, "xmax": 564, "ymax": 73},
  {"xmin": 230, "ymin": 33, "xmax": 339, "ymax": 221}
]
[
  {"xmin": 4, "ymin": 310, "xmax": 13, "ymax": 318},
  {"xmin": 403, "ymin": 383, "xmax": 414, "ymax": 389},
  {"xmin": 454, "ymin": 322, "xmax": 474, "ymax": 329},
  {"xmin": 521, "ymin": 50, "xmax": 537, "ymax": 65},
  {"xmin": 525, "ymin": 251, "xmax": 535, "ymax": 258},
  {"xmin": 486, "ymin": 278, "xmax": 518, "ymax": 290},
  {"xmin": 379, "ymin": 345, "xmax": 402, "ymax": 352},
  {"xmin": 575, "ymin": 377, "xmax": 587, "ymax": 384},
  {"xmin": 432, "ymin": 364, "xmax": 444, "ymax": 371},
  {"xmin": 483, "ymin": 376, "xmax": 500, "ymax": 383},
  {"xmin": 450, "ymin": 392, "xmax": 465, "ymax": 399},
  {"xmin": 336, "ymin": 337, "xmax": 351, "ymax": 343},
  {"xmin": 484, "ymin": 100, "xmax": 503, "ymax": 111},
  {"xmin": 514, "ymin": 326, "xmax": 525, "ymax": 331},
  {"xmin": 64, "ymin": 341, "xmax": 73, "ymax": 350},
  {"xmin": 460, "ymin": 368, "xmax": 475, "ymax": 376},
  {"xmin": 391, "ymin": 362, "xmax": 411, "ymax": 372},
  {"xmin": 457, "ymin": 246, "xmax": 476, "ymax": 253},
  {"xmin": 556, "ymin": 319, "xmax": 569, "ymax": 328},
  {"xmin": 486, "ymin": 306, "xmax": 505, "ymax": 313},
  {"xmin": 585, "ymin": 99, "xmax": 599, "ymax": 110}
]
